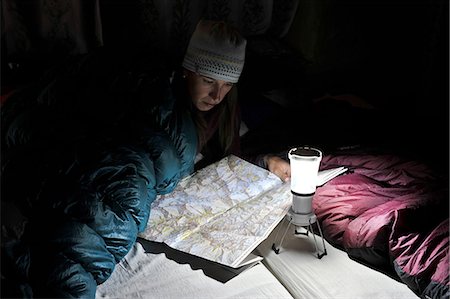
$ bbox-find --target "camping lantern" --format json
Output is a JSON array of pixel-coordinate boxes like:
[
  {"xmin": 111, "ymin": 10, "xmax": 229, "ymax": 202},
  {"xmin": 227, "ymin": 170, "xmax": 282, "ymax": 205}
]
[
  {"xmin": 272, "ymin": 146, "xmax": 327, "ymax": 259},
  {"xmin": 289, "ymin": 147, "xmax": 322, "ymax": 214}
]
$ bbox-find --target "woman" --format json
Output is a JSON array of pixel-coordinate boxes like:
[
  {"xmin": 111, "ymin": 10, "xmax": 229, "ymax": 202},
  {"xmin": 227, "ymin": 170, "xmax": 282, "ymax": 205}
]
[
  {"xmin": 173, "ymin": 19, "xmax": 291, "ymax": 181},
  {"xmin": 0, "ymin": 19, "xmax": 291, "ymax": 299}
]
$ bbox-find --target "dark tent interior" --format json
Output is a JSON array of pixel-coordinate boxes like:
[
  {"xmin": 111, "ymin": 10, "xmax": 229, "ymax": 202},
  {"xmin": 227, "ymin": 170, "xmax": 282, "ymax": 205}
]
[
  {"xmin": 1, "ymin": 0, "xmax": 448, "ymax": 298},
  {"xmin": 2, "ymin": 0, "xmax": 448, "ymax": 168}
]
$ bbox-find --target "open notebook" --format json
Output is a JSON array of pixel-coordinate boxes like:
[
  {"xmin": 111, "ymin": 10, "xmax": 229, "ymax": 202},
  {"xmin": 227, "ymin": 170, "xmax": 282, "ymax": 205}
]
[{"xmin": 139, "ymin": 155, "xmax": 347, "ymax": 268}]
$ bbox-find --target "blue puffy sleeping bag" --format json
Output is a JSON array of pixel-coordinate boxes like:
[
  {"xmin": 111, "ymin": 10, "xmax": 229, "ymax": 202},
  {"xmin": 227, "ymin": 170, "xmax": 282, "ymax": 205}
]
[{"xmin": 1, "ymin": 48, "xmax": 197, "ymax": 298}]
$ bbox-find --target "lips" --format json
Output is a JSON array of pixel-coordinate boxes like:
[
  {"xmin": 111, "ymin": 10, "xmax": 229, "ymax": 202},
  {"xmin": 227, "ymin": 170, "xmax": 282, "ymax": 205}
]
[{"xmin": 203, "ymin": 102, "xmax": 216, "ymax": 107}]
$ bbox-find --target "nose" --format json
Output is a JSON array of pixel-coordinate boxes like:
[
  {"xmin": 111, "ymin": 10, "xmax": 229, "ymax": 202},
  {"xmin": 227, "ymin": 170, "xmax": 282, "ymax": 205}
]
[{"xmin": 210, "ymin": 84, "xmax": 224, "ymax": 102}]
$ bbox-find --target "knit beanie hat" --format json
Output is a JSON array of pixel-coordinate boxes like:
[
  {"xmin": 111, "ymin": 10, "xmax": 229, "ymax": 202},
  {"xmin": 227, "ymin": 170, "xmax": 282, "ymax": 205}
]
[{"xmin": 182, "ymin": 20, "xmax": 247, "ymax": 83}]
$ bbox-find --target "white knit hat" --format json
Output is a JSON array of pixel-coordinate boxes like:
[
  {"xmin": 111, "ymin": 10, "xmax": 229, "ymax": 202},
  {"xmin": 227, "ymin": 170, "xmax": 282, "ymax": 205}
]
[{"xmin": 182, "ymin": 20, "xmax": 246, "ymax": 83}]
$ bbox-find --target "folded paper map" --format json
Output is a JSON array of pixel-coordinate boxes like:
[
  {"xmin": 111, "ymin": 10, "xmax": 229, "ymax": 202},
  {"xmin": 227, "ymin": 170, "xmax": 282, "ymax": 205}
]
[{"xmin": 139, "ymin": 155, "xmax": 346, "ymax": 268}]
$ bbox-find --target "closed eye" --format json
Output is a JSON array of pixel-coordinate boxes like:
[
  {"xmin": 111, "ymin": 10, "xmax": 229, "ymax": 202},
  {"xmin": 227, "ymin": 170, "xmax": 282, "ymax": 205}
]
[{"xmin": 202, "ymin": 77, "xmax": 214, "ymax": 84}]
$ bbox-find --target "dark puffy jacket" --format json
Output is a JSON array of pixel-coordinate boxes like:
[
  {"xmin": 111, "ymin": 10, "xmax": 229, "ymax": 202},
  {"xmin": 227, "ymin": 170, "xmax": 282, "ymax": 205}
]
[{"xmin": 1, "ymin": 49, "xmax": 197, "ymax": 298}]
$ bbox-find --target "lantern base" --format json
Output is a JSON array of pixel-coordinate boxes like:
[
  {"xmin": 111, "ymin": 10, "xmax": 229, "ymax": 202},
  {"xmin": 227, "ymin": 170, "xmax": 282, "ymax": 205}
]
[
  {"xmin": 272, "ymin": 207, "xmax": 327, "ymax": 259},
  {"xmin": 286, "ymin": 208, "xmax": 317, "ymax": 226}
]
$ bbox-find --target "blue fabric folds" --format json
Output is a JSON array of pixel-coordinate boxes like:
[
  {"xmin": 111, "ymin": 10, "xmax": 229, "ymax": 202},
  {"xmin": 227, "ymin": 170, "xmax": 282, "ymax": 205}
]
[{"xmin": 1, "ymin": 51, "xmax": 197, "ymax": 298}]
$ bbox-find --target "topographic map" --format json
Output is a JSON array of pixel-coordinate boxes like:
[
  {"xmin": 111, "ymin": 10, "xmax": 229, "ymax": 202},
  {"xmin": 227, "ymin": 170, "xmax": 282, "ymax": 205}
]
[{"xmin": 139, "ymin": 155, "xmax": 292, "ymax": 268}]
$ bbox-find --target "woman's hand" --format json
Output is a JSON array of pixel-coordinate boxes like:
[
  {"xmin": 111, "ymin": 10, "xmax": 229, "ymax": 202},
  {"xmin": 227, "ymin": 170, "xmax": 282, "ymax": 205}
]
[{"xmin": 265, "ymin": 155, "xmax": 291, "ymax": 182}]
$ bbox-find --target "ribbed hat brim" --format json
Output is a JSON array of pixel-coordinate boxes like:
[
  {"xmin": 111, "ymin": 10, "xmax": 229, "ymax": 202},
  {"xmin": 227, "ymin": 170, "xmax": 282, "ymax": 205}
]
[{"xmin": 182, "ymin": 20, "xmax": 246, "ymax": 83}]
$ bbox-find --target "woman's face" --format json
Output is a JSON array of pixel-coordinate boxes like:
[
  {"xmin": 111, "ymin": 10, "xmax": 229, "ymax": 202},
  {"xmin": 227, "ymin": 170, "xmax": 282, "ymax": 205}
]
[{"xmin": 185, "ymin": 70, "xmax": 234, "ymax": 112}]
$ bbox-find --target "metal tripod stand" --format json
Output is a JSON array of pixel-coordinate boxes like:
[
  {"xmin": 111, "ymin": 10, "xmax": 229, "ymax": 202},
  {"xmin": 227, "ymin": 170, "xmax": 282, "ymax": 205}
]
[{"xmin": 272, "ymin": 206, "xmax": 327, "ymax": 259}]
